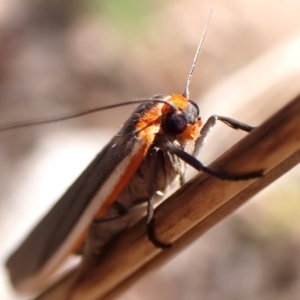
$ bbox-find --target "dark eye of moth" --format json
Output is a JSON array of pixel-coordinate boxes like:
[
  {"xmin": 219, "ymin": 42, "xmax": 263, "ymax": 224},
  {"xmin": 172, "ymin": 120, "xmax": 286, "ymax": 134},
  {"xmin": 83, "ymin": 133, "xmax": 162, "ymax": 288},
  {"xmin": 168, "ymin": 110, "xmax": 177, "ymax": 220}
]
[{"xmin": 164, "ymin": 113, "xmax": 188, "ymax": 135}]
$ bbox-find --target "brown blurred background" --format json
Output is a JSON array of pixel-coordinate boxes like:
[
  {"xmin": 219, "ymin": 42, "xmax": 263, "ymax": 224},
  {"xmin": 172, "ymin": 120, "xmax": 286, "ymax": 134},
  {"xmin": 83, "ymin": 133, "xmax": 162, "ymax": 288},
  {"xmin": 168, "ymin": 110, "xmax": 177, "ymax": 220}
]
[{"xmin": 0, "ymin": 0, "xmax": 300, "ymax": 299}]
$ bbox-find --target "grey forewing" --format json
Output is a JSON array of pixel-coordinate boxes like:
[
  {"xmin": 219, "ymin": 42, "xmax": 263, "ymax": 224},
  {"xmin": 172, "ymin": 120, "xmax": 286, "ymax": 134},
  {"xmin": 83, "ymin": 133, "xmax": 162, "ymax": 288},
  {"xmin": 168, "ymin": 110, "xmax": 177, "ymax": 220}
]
[{"xmin": 5, "ymin": 106, "xmax": 147, "ymax": 286}]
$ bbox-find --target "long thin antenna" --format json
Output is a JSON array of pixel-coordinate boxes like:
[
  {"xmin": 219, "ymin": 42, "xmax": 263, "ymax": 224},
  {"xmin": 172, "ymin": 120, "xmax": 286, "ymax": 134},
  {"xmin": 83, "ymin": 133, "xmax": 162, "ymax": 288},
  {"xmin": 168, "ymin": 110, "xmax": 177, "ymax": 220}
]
[
  {"xmin": 183, "ymin": 2, "xmax": 216, "ymax": 99},
  {"xmin": 0, "ymin": 98, "xmax": 177, "ymax": 132}
]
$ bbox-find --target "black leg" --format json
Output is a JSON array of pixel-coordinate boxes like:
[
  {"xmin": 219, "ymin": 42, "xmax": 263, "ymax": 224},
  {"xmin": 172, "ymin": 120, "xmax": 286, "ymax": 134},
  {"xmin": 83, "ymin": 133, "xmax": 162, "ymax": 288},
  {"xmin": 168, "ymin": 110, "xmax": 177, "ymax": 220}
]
[
  {"xmin": 146, "ymin": 197, "xmax": 172, "ymax": 249},
  {"xmin": 216, "ymin": 116, "xmax": 255, "ymax": 132},
  {"xmin": 167, "ymin": 143, "xmax": 263, "ymax": 181},
  {"xmin": 193, "ymin": 115, "xmax": 255, "ymax": 157}
]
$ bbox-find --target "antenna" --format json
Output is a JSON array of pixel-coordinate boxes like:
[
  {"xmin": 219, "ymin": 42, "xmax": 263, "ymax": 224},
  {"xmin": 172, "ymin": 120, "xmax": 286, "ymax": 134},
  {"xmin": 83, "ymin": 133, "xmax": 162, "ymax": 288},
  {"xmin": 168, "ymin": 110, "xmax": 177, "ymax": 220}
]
[
  {"xmin": 183, "ymin": 3, "xmax": 216, "ymax": 99},
  {"xmin": 0, "ymin": 98, "xmax": 177, "ymax": 132}
]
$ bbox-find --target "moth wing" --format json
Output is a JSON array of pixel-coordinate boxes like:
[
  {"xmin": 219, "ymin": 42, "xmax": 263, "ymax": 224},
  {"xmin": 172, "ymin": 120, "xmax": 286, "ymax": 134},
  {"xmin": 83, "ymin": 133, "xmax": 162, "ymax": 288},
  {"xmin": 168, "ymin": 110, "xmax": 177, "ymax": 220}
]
[{"xmin": 6, "ymin": 134, "xmax": 136, "ymax": 293}]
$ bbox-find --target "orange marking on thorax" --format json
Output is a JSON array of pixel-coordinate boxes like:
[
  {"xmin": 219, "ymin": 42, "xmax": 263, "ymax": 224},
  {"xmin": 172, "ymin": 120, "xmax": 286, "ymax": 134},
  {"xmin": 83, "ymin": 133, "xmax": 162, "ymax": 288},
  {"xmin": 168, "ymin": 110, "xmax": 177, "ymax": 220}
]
[
  {"xmin": 170, "ymin": 94, "xmax": 190, "ymax": 110},
  {"xmin": 160, "ymin": 94, "xmax": 189, "ymax": 115}
]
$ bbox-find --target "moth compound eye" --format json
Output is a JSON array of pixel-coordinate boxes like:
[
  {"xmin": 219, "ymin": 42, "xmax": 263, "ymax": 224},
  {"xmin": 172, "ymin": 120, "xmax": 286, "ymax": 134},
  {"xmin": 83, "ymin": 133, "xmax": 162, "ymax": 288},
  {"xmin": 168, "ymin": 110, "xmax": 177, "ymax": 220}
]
[{"xmin": 164, "ymin": 114, "xmax": 188, "ymax": 135}]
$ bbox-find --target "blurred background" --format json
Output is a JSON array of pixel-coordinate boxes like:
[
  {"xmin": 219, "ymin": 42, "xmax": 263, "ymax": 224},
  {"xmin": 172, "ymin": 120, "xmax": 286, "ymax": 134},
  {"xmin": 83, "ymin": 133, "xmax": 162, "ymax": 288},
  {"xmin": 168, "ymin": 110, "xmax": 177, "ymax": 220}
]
[{"xmin": 0, "ymin": 0, "xmax": 300, "ymax": 299}]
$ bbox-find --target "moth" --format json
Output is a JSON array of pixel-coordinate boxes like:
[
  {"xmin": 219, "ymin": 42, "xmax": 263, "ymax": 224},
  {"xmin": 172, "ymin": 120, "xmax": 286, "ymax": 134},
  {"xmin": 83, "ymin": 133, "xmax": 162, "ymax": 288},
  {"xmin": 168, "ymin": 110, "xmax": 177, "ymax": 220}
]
[{"xmin": 3, "ymin": 6, "xmax": 262, "ymax": 295}]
